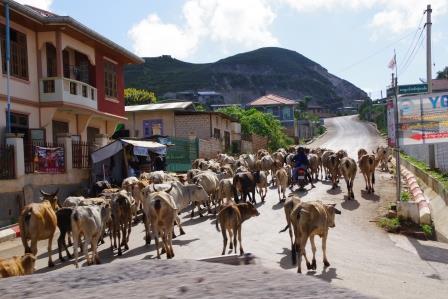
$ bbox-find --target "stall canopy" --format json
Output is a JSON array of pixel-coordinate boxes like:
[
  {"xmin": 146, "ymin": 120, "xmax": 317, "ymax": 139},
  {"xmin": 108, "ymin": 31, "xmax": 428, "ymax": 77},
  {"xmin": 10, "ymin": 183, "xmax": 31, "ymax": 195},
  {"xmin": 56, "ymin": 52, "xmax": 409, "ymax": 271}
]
[{"xmin": 91, "ymin": 139, "xmax": 166, "ymax": 164}]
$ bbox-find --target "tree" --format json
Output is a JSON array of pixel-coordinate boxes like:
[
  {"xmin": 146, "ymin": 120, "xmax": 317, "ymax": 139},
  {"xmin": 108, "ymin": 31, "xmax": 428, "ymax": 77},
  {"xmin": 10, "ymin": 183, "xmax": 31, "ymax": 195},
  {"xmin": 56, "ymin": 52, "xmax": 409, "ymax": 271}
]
[
  {"xmin": 436, "ymin": 66, "xmax": 448, "ymax": 79},
  {"xmin": 217, "ymin": 106, "xmax": 293, "ymax": 151},
  {"xmin": 124, "ymin": 88, "xmax": 157, "ymax": 106}
]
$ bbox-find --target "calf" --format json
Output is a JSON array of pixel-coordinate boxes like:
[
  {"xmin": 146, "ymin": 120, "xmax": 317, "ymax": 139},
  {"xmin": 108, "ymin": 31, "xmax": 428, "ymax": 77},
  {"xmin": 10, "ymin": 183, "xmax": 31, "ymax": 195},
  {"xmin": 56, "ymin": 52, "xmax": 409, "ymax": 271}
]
[
  {"xmin": 19, "ymin": 189, "xmax": 59, "ymax": 268},
  {"xmin": 327, "ymin": 154, "xmax": 341, "ymax": 189},
  {"xmin": 291, "ymin": 201, "xmax": 341, "ymax": 273},
  {"xmin": 375, "ymin": 145, "xmax": 392, "ymax": 172},
  {"xmin": 218, "ymin": 178, "xmax": 234, "ymax": 207},
  {"xmin": 72, "ymin": 204, "xmax": 111, "ymax": 268},
  {"xmin": 56, "ymin": 207, "xmax": 74, "ymax": 262},
  {"xmin": 0, "ymin": 254, "xmax": 36, "ymax": 278},
  {"xmin": 255, "ymin": 171, "xmax": 268, "ymax": 202},
  {"xmin": 357, "ymin": 148, "xmax": 368, "ymax": 161},
  {"xmin": 110, "ymin": 190, "xmax": 134, "ymax": 256},
  {"xmin": 233, "ymin": 171, "xmax": 261, "ymax": 204},
  {"xmin": 339, "ymin": 157, "xmax": 357, "ymax": 199},
  {"xmin": 275, "ymin": 167, "xmax": 289, "ymax": 202},
  {"xmin": 215, "ymin": 202, "xmax": 259, "ymax": 255},
  {"xmin": 308, "ymin": 154, "xmax": 320, "ymax": 181}
]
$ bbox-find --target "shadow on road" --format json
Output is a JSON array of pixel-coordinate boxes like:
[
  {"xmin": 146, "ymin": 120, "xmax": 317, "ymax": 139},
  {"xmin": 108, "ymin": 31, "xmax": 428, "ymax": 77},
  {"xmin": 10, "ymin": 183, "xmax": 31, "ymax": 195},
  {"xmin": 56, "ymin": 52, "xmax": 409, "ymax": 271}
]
[
  {"xmin": 290, "ymin": 189, "xmax": 308, "ymax": 196},
  {"xmin": 408, "ymin": 237, "xmax": 448, "ymax": 264},
  {"xmin": 172, "ymin": 238, "xmax": 200, "ymax": 247},
  {"xmin": 360, "ymin": 190, "xmax": 380, "ymax": 201},
  {"xmin": 341, "ymin": 197, "xmax": 360, "ymax": 211},
  {"xmin": 277, "ymin": 247, "xmax": 295, "ymax": 270},
  {"xmin": 326, "ymin": 187, "xmax": 341, "ymax": 195},
  {"xmin": 182, "ymin": 215, "xmax": 213, "ymax": 226},
  {"xmin": 272, "ymin": 201, "xmax": 284, "ymax": 210},
  {"xmin": 309, "ymin": 267, "xmax": 342, "ymax": 283}
]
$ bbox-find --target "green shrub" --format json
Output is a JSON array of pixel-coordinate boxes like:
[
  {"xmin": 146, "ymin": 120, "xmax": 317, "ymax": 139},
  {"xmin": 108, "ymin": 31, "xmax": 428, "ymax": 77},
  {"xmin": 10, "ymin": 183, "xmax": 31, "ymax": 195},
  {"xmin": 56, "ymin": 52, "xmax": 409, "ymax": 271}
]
[
  {"xmin": 420, "ymin": 224, "xmax": 433, "ymax": 238},
  {"xmin": 400, "ymin": 191, "xmax": 411, "ymax": 202},
  {"xmin": 378, "ymin": 217, "xmax": 401, "ymax": 232}
]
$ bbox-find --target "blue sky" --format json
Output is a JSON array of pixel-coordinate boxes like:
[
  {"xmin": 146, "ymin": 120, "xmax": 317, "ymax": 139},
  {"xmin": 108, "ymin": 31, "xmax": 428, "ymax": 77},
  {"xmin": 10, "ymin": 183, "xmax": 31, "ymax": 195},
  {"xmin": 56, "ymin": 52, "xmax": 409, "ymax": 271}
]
[{"xmin": 18, "ymin": 0, "xmax": 448, "ymax": 99}]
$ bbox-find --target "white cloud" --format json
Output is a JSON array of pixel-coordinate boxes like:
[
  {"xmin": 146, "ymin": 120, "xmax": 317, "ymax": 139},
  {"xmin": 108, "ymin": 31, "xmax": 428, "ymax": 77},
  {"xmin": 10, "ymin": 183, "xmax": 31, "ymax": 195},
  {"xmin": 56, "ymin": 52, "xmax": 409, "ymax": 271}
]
[
  {"xmin": 280, "ymin": 0, "xmax": 448, "ymax": 34},
  {"xmin": 128, "ymin": 0, "xmax": 278, "ymax": 59},
  {"xmin": 15, "ymin": 0, "xmax": 53, "ymax": 11}
]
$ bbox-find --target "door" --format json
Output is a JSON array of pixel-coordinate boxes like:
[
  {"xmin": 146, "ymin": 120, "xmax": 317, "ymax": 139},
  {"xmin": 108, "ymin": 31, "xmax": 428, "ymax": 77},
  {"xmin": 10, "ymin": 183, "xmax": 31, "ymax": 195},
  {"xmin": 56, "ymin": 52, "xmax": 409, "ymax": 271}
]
[{"xmin": 224, "ymin": 131, "xmax": 230, "ymax": 152}]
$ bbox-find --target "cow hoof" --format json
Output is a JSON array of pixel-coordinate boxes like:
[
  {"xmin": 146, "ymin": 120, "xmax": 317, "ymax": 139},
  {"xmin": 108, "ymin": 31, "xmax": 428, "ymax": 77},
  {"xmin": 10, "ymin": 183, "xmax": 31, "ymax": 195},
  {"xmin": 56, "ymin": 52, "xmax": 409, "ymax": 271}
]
[
  {"xmin": 240, "ymin": 250, "xmax": 244, "ymax": 256},
  {"xmin": 48, "ymin": 261, "xmax": 55, "ymax": 268},
  {"xmin": 68, "ymin": 254, "xmax": 73, "ymax": 259},
  {"xmin": 199, "ymin": 214, "xmax": 204, "ymax": 218},
  {"xmin": 306, "ymin": 262, "xmax": 313, "ymax": 270},
  {"xmin": 323, "ymin": 260, "xmax": 330, "ymax": 268},
  {"xmin": 59, "ymin": 257, "xmax": 65, "ymax": 262},
  {"xmin": 297, "ymin": 268, "xmax": 302, "ymax": 274},
  {"xmin": 161, "ymin": 248, "xmax": 166, "ymax": 254},
  {"xmin": 180, "ymin": 229, "xmax": 186, "ymax": 235},
  {"xmin": 125, "ymin": 244, "xmax": 129, "ymax": 250},
  {"xmin": 145, "ymin": 237, "xmax": 151, "ymax": 245},
  {"xmin": 118, "ymin": 250, "xmax": 122, "ymax": 256},
  {"xmin": 311, "ymin": 259, "xmax": 317, "ymax": 270}
]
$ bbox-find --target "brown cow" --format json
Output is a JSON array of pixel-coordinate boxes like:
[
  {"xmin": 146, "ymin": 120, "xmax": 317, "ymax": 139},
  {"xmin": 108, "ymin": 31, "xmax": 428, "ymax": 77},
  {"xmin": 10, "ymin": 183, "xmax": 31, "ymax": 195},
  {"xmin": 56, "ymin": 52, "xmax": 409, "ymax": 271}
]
[
  {"xmin": 19, "ymin": 189, "xmax": 59, "ymax": 268},
  {"xmin": 357, "ymin": 148, "xmax": 368, "ymax": 161},
  {"xmin": 327, "ymin": 154, "xmax": 341, "ymax": 189},
  {"xmin": 279, "ymin": 195, "xmax": 301, "ymax": 264},
  {"xmin": 233, "ymin": 171, "xmax": 261, "ymax": 204},
  {"xmin": 291, "ymin": 201, "xmax": 341, "ymax": 273},
  {"xmin": 215, "ymin": 202, "xmax": 259, "ymax": 255},
  {"xmin": 110, "ymin": 190, "xmax": 134, "ymax": 256},
  {"xmin": 358, "ymin": 154, "xmax": 379, "ymax": 193},
  {"xmin": 0, "ymin": 254, "xmax": 36, "ymax": 278},
  {"xmin": 275, "ymin": 167, "xmax": 289, "ymax": 202},
  {"xmin": 339, "ymin": 157, "xmax": 357, "ymax": 199}
]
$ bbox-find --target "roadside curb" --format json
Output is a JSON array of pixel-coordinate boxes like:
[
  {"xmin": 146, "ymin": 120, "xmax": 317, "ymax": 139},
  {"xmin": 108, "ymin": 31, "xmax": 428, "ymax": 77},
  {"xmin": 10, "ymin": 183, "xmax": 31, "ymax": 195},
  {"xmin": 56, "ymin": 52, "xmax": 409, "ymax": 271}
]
[
  {"xmin": 305, "ymin": 128, "xmax": 328, "ymax": 145},
  {"xmin": 400, "ymin": 167, "xmax": 431, "ymax": 225},
  {"xmin": 0, "ymin": 225, "xmax": 20, "ymax": 243}
]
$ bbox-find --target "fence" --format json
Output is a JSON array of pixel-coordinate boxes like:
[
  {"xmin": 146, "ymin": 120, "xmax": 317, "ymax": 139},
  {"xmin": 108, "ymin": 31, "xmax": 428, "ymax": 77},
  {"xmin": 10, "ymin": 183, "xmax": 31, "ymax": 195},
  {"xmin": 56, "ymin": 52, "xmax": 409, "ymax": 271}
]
[
  {"xmin": 72, "ymin": 141, "xmax": 91, "ymax": 169},
  {"xmin": 166, "ymin": 137, "xmax": 199, "ymax": 172},
  {"xmin": 25, "ymin": 142, "xmax": 65, "ymax": 174},
  {"xmin": 0, "ymin": 144, "xmax": 15, "ymax": 179},
  {"xmin": 401, "ymin": 143, "xmax": 448, "ymax": 173}
]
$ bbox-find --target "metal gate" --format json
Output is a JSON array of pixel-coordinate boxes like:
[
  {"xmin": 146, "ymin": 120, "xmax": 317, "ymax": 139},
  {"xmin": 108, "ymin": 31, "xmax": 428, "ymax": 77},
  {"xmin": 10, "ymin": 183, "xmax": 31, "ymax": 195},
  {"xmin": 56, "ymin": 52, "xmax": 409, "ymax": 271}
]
[{"xmin": 166, "ymin": 137, "xmax": 198, "ymax": 172}]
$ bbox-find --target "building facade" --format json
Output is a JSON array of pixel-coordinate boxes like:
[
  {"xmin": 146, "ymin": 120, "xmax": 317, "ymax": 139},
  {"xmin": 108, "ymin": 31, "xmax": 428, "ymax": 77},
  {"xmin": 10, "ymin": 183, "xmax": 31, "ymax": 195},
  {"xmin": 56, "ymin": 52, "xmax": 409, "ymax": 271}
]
[{"xmin": 0, "ymin": 2, "xmax": 143, "ymax": 144}]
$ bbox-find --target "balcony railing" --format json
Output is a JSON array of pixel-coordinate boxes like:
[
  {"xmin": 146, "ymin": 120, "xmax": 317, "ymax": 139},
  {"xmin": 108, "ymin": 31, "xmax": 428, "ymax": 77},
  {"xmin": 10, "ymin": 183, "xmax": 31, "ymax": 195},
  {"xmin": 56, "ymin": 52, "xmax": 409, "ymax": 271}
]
[{"xmin": 40, "ymin": 77, "xmax": 98, "ymax": 110}]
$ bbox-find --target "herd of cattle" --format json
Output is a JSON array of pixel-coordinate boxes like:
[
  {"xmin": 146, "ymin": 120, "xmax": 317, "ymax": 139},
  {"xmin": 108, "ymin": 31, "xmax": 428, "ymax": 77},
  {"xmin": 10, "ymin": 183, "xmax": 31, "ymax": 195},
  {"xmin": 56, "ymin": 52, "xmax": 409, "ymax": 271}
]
[{"xmin": 0, "ymin": 144, "xmax": 392, "ymax": 277}]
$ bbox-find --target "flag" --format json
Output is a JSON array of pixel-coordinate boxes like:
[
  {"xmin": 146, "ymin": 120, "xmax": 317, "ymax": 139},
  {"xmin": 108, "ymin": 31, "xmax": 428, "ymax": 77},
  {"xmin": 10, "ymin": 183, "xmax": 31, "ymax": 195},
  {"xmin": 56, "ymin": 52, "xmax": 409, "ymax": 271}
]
[{"xmin": 388, "ymin": 54, "xmax": 396, "ymax": 70}]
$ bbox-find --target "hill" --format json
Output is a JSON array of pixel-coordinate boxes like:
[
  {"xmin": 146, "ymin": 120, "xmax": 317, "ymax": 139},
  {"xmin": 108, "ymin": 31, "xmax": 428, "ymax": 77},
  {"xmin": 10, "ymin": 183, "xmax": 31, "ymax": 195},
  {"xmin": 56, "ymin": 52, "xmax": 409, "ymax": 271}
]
[{"xmin": 124, "ymin": 47, "xmax": 367, "ymax": 109}]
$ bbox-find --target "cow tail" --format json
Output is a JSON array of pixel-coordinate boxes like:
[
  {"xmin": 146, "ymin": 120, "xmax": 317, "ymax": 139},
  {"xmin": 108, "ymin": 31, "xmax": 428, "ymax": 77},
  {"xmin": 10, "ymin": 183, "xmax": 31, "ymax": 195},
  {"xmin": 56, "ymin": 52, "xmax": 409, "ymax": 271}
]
[
  {"xmin": 154, "ymin": 199, "xmax": 162, "ymax": 218},
  {"xmin": 345, "ymin": 160, "xmax": 350, "ymax": 169},
  {"xmin": 372, "ymin": 171, "xmax": 375, "ymax": 185},
  {"xmin": 279, "ymin": 223, "xmax": 289, "ymax": 233},
  {"xmin": 215, "ymin": 213, "xmax": 220, "ymax": 232},
  {"xmin": 20, "ymin": 207, "xmax": 32, "ymax": 241},
  {"xmin": 73, "ymin": 210, "xmax": 80, "ymax": 222}
]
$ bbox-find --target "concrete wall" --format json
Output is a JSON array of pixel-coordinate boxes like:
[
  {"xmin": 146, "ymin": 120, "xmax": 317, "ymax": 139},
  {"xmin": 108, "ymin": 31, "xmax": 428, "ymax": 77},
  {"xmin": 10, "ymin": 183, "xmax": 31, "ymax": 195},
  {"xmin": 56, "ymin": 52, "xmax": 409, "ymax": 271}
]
[
  {"xmin": 125, "ymin": 111, "xmax": 175, "ymax": 138},
  {"xmin": 199, "ymin": 138, "xmax": 222, "ymax": 159},
  {"xmin": 0, "ymin": 101, "xmax": 39, "ymax": 141},
  {"xmin": 175, "ymin": 114, "xmax": 211, "ymax": 140}
]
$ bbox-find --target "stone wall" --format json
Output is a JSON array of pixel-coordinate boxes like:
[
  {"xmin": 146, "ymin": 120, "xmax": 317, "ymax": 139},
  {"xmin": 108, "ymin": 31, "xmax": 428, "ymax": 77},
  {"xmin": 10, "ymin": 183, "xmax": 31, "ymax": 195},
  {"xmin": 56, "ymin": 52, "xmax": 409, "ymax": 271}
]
[
  {"xmin": 199, "ymin": 138, "xmax": 222, "ymax": 159},
  {"xmin": 174, "ymin": 114, "xmax": 211, "ymax": 140}
]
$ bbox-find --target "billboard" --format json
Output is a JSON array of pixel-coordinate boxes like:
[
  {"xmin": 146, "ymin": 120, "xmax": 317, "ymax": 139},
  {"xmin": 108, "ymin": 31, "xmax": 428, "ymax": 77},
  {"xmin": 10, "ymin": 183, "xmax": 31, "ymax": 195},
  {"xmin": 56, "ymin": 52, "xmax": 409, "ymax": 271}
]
[
  {"xmin": 397, "ymin": 92, "xmax": 448, "ymax": 145},
  {"xmin": 387, "ymin": 100, "xmax": 396, "ymax": 147}
]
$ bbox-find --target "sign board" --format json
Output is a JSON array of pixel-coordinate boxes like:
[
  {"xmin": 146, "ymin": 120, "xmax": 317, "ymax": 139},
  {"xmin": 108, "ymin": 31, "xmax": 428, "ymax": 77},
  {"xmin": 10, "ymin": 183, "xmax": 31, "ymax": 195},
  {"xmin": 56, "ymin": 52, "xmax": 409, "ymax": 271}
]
[
  {"xmin": 398, "ymin": 84, "xmax": 428, "ymax": 95},
  {"xmin": 35, "ymin": 146, "xmax": 65, "ymax": 173},
  {"xmin": 386, "ymin": 100, "xmax": 396, "ymax": 147},
  {"xmin": 386, "ymin": 84, "xmax": 428, "ymax": 98},
  {"xmin": 397, "ymin": 92, "xmax": 448, "ymax": 145}
]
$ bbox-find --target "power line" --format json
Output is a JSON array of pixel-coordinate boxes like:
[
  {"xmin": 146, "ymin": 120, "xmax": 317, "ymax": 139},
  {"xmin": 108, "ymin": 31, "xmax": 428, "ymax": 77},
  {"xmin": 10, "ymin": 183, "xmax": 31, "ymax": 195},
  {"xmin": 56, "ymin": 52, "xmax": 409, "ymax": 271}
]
[
  {"xmin": 399, "ymin": 29, "xmax": 426, "ymax": 76},
  {"xmin": 400, "ymin": 11, "xmax": 426, "ymax": 69},
  {"xmin": 336, "ymin": 31, "xmax": 415, "ymax": 74}
]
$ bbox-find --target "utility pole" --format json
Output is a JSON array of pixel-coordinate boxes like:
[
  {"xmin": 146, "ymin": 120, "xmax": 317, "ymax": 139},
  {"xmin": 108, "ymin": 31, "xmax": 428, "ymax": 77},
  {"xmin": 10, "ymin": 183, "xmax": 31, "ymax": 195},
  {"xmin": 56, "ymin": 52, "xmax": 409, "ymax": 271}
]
[
  {"xmin": 5, "ymin": 1, "xmax": 11, "ymax": 134},
  {"xmin": 426, "ymin": 4, "xmax": 436, "ymax": 169}
]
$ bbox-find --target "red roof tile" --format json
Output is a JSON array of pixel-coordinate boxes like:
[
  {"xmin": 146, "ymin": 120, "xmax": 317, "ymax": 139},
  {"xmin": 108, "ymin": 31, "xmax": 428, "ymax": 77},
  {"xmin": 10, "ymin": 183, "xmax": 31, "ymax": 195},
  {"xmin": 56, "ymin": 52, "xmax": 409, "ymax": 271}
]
[{"xmin": 248, "ymin": 94, "xmax": 297, "ymax": 106}]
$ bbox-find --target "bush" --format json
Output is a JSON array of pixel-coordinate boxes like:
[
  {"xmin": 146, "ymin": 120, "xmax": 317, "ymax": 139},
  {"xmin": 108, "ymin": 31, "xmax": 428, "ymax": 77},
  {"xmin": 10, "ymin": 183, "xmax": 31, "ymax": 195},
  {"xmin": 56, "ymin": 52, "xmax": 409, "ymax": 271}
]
[
  {"xmin": 378, "ymin": 217, "xmax": 401, "ymax": 233},
  {"xmin": 125, "ymin": 88, "xmax": 157, "ymax": 106},
  {"xmin": 420, "ymin": 224, "xmax": 433, "ymax": 238},
  {"xmin": 400, "ymin": 191, "xmax": 411, "ymax": 202}
]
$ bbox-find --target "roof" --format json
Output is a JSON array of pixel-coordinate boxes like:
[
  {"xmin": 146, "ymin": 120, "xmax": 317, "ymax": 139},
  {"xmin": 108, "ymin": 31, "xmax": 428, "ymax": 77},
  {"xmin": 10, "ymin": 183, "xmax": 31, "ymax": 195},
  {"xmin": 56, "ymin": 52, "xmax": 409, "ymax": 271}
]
[
  {"xmin": 4, "ymin": 1, "xmax": 143, "ymax": 64},
  {"xmin": 125, "ymin": 102, "xmax": 194, "ymax": 112},
  {"xmin": 91, "ymin": 139, "xmax": 166, "ymax": 163},
  {"xmin": 174, "ymin": 111, "xmax": 239, "ymax": 122},
  {"xmin": 248, "ymin": 94, "xmax": 297, "ymax": 106}
]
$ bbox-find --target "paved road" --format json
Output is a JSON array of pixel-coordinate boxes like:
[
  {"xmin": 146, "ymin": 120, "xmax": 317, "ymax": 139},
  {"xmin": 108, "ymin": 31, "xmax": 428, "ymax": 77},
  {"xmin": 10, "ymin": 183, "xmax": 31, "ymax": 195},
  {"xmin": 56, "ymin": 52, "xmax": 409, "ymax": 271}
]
[{"xmin": 1, "ymin": 115, "xmax": 447, "ymax": 298}]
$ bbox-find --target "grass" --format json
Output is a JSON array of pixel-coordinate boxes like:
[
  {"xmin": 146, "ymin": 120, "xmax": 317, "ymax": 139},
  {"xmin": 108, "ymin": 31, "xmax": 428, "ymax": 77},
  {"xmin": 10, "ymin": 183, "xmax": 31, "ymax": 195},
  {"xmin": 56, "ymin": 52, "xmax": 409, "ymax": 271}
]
[
  {"xmin": 378, "ymin": 217, "xmax": 401, "ymax": 233},
  {"xmin": 400, "ymin": 191, "xmax": 411, "ymax": 202},
  {"xmin": 400, "ymin": 152, "xmax": 448, "ymax": 190}
]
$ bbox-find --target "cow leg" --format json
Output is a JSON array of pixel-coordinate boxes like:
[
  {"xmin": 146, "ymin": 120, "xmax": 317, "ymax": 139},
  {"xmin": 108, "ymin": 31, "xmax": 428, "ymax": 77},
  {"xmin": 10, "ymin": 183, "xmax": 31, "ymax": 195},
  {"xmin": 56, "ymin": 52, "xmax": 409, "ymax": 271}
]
[
  {"xmin": 92, "ymin": 238, "xmax": 100, "ymax": 265},
  {"xmin": 221, "ymin": 228, "xmax": 228, "ymax": 255},
  {"xmin": 237, "ymin": 225, "xmax": 243, "ymax": 255},
  {"xmin": 310, "ymin": 235, "xmax": 317, "ymax": 270},
  {"xmin": 299, "ymin": 235, "xmax": 311, "ymax": 273},
  {"xmin": 251, "ymin": 189, "xmax": 256, "ymax": 204},
  {"xmin": 46, "ymin": 233, "xmax": 55, "ymax": 268},
  {"xmin": 58, "ymin": 232, "xmax": 65, "ymax": 261},
  {"xmin": 73, "ymin": 234, "xmax": 79, "ymax": 268},
  {"xmin": 345, "ymin": 178, "xmax": 350, "ymax": 198},
  {"xmin": 277, "ymin": 187, "xmax": 281, "ymax": 202},
  {"xmin": 153, "ymin": 227, "xmax": 161, "ymax": 259},
  {"xmin": 229, "ymin": 229, "xmax": 234, "ymax": 251},
  {"xmin": 198, "ymin": 202, "xmax": 204, "ymax": 217},
  {"xmin": 322, "ymin": 233, "xmax": 330, "ymax": 268},
  {"xmin": 168, "ymin": 230, "xmax": 175, "ymax": 258},
  {"xmin": 117, "ymin": 223, "xmax": 123, "ymax": 256},
  {"xmin": 144, "ymin": 213, "xmax": 151, "ymax": 245},
  {"xmin": 84, "ymin": 237, "xmax": 90, "ymax": 265}
]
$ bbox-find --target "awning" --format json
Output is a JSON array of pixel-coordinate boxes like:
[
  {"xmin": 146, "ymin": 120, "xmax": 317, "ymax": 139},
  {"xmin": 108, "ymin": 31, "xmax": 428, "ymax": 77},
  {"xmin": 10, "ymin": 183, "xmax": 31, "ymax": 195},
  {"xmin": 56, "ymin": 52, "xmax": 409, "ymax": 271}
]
[{"xmin": 91, "ymin": 139, "xmax": 166, "ymax": 164}]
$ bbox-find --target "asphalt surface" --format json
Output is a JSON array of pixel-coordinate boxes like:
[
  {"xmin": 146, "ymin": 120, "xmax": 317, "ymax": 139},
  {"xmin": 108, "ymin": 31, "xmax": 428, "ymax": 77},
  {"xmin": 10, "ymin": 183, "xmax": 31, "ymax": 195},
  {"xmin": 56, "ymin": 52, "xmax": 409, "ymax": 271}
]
[{"xmin": 1, "ymin": 115, "xmax": 447, "ymax": 298}]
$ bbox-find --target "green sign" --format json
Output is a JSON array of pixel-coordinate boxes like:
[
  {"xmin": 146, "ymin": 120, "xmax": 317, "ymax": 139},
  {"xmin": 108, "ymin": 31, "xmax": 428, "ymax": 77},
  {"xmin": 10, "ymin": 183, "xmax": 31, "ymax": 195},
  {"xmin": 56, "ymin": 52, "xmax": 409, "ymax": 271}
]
[{"xmin": 398, "ymin": 84, "xmax": 428, "ymax": 95}]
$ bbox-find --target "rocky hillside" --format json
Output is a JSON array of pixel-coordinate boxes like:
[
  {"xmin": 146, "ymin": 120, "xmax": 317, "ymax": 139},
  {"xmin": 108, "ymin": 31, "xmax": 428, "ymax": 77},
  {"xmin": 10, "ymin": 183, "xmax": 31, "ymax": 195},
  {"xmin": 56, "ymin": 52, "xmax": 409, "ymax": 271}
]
[{"xmin": 124, "ymin": 47, "xmax": 367, "ymax": 109}]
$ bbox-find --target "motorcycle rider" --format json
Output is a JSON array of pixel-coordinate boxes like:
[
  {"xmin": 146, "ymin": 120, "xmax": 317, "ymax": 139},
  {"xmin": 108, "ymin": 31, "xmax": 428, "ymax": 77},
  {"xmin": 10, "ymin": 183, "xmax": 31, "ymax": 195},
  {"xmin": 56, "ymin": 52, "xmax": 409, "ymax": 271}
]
[{"xmin": 292, "ymin": 147, "xmax": 315, "ymax": 188}]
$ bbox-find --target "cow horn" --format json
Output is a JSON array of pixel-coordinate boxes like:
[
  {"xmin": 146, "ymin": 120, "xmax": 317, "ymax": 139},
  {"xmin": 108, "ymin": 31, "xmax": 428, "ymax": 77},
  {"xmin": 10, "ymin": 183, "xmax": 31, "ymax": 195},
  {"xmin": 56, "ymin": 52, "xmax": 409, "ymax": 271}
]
[
  {"xmin": 166, "ymin": 183, "xmax": 173, "ymax": 194},
  {"xmin": 51, "ymin": 188, "xmax": 59, "ymax": 197},
  {"xmin": 40, "ymin": 189, "xmax": 50, "ymax": 197},
  {"xmin": 152, "ymin": 184, "xmax": 157, "ymax": 192}
]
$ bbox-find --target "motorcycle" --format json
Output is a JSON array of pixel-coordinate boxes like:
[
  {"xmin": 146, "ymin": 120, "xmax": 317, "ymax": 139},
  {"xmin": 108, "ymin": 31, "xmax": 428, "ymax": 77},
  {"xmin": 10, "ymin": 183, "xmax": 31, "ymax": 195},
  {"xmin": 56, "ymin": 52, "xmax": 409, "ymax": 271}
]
[{"xmin": 293, "ymin": 166, "xmax": 309, "ymax": 191}]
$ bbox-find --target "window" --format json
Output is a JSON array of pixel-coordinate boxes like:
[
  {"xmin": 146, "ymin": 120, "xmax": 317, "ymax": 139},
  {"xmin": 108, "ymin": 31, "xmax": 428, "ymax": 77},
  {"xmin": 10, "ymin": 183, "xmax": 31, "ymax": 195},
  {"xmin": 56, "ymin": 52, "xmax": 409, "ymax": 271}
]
[
  {"xmin": 52, "ymin": 120, "xmax": 69, "ymax": 143},
  {"xmin": 46, "ymin": 43, "xmax": 57, "ymax": 77},
  {"xmin": 282, "ymin": 106, "xmax": 292, "ymax": 120},
  {"xmin": 0, "ymin": 24, "xmax": 28, "ymax": 80},
  {"xmin": 104, "ymin": 60, "xmax": 117, "ymax": 98},
  {"xmin": 213, "ymin": 128, "xmax": 221, "ymax": 139}
]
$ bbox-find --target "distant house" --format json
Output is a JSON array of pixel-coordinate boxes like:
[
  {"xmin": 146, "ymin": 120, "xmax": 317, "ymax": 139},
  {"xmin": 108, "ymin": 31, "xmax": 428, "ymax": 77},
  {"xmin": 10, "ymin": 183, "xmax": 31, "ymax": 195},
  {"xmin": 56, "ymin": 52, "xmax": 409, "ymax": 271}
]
[
  {"xmin": 247, "ymin": 94, "xmax": 297, "ymax": 139},
  {"xmin": 307, "ymin": 104, "xmax": 332, "ymax": 118},
  {"xmin": 162, "ymin": 91, "xmax": 225, "ymax": 105},
  {"xmin": 124, "ymin": 102, "xmax": 241, "ymax": 152}
]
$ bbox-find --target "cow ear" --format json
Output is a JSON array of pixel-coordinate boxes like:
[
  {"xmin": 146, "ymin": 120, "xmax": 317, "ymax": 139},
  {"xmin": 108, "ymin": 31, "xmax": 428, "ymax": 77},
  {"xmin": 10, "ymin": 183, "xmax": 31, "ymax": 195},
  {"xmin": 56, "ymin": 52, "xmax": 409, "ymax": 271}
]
[{"xmin": 334, "ymin": 208, "xmax": 342, "ymax": 215}]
